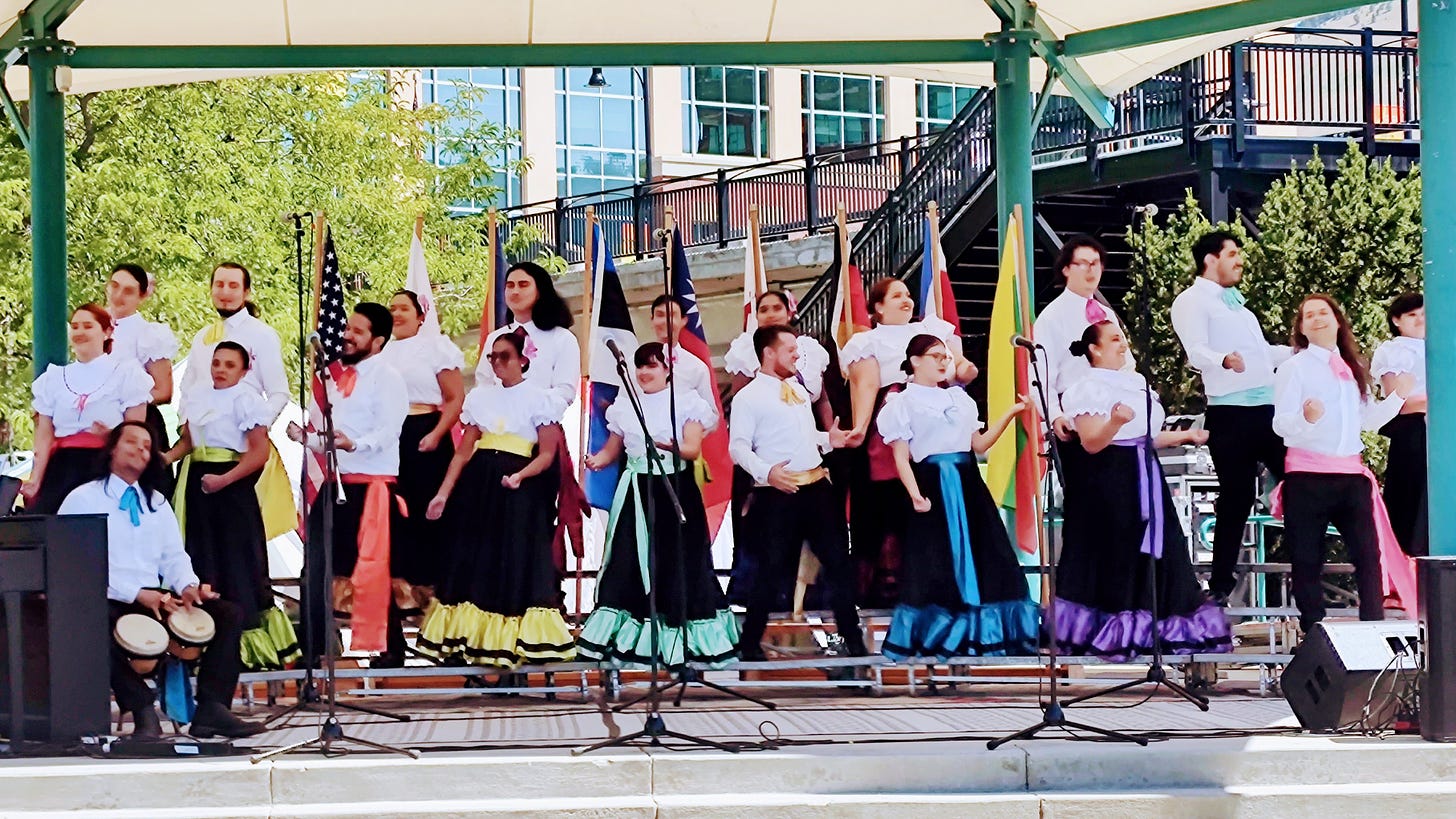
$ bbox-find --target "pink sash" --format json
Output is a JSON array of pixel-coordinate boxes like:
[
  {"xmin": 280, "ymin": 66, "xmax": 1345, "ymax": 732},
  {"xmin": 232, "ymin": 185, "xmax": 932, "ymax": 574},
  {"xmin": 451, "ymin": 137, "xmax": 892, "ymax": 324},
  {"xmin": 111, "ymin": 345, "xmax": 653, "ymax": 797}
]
[
  {"xmin": 341, "ymin": 475, "xmax": 406, "ymax": 652},
  {"xmin": 1271, "ymin": 448, "xmax": 1417, "ymax": 613}
]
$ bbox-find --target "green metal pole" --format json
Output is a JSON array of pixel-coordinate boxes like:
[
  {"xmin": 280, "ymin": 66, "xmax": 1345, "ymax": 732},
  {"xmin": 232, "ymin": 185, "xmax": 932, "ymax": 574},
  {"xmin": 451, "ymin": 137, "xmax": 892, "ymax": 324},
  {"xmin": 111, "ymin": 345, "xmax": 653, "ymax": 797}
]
[
  {"xmin": 1422, "ymin": 2, "xmax": 1456, "ymax": 557},
  {"xmin": 27, "ymin": 36, "xmax": 67, "ymax": 377},
  {"xmin": 994, "ymin": 29, "xmax": 1035, "ymax": 283}
]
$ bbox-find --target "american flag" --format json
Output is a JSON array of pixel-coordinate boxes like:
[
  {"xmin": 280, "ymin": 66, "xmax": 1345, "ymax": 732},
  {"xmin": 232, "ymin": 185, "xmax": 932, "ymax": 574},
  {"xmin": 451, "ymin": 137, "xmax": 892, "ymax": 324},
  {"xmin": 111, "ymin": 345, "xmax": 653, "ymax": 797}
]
[{"xmin": 304, "ymin": 227, "xmax": 349, "ymax": 505}]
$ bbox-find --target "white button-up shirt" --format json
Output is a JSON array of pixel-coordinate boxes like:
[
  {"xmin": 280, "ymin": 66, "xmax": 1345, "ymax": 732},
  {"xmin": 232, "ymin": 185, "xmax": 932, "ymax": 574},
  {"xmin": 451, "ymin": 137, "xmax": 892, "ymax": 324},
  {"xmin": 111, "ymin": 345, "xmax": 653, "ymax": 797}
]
[
  {"xmin": 1272, "ymin": 345, "xmax": 1405, "ymax": 457},
  {"xmin": 476, "ymin": 320, "xmax": 580, "ymax": 412},
  {"xmin": 59, "ymin": 474, "xmax": 199, "ymax": 604},
  {"xmin": 180, "ymin": 310, "xmax": 290, "ymax": 423},
  {"xmin": 728, "ymin": 372, "xmax": 831, "ymax": 484},
  {"xmin": 181, "ymin": 383, "xmax": 272, "ymax": 453},
  {"xmin": 724, "ymin": 331, "xmax": 830, "ymax": 401},
  {"xmin": 1170, "ymin": 277, "xmax": 1291, "ymax": 399},
  {"xmin": 666, "ymin": 347, "xmax": 719, "ymax": 412},
  {"xmin": 1031, "ymin": 288, "xmax": 1135, "ymax": 419},
  {"xmin": 313, "ymin": 354, "xmax": 409, "ymax": 476}
]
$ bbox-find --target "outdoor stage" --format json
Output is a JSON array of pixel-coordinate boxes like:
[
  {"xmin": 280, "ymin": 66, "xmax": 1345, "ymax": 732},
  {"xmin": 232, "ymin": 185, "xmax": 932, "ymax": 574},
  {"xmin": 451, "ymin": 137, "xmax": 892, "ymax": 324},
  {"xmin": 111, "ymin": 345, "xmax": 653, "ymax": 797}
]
[{"xmin": 5, "ymin": 668, "xmax": 1456, "ymax": 818}]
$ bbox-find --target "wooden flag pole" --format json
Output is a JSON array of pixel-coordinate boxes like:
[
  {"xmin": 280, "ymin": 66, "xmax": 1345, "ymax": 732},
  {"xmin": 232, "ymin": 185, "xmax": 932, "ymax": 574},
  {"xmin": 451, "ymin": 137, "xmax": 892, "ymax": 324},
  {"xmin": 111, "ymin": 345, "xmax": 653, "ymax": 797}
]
[
  {"xmin": 748, "ymin": 203, "xmax": 764, "ymax": 296},
  {"xmin": 484, "ymin": 207, "xmax": 499, "ymax": 347},
  {"xmin": 582, "ymin": 205, "xmax": 596, "ymax": 371},
  {"xmin": 311, "ymin": 211, "xmax": 328, "ymax": 330},
  {"xmin": 664, "ymin": 206, "xmax": 676, "ymax": 295},
  {"xmin": 927, "ymin": 200, "xmax": 943, "ymax": 318},
  {"xmin": 413, "ymin": 213, "xmax": 425, "ymax": 242},
  {"xmin": 576, "ymin": 206, "xmax": 597, "ymax": 623}
]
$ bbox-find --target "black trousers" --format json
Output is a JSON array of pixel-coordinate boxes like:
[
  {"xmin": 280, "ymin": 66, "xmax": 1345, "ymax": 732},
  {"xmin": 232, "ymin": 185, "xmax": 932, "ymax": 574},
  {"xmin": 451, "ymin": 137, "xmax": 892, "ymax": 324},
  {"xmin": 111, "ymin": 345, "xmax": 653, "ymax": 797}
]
[
  {"xmin": 1205, "ymin": 404, "xmax": 1286, "ymax": 597},
  {"xmin": 304, "ymin": 481, "xmax": 407, "ymax": 661},
  {"xmin": 1281, "ymin": 472, "xmax": 1385, "ymax": 631},
  {"xmin": 109, "ymin": 598, "xmax": 243, "ymax": 714},
  {"xmin": 737, "ymin": 480, "xmax": 864, "ymax": 651},
  {"xmin": 1381, "ymin": 413, "xmax": 1428, "ymax": 557}
]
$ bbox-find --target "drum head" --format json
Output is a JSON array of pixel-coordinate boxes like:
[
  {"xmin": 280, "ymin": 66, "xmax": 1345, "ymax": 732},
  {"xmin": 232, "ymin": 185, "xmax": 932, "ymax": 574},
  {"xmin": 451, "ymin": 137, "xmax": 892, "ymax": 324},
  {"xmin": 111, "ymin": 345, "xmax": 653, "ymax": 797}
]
[
  {"xmin": 114, "ymin": 613, "xmax": 168, "ymax": 657},
  {"xmin": 167, "ymin": 607, "xmax": 216, "ymax": 645}
]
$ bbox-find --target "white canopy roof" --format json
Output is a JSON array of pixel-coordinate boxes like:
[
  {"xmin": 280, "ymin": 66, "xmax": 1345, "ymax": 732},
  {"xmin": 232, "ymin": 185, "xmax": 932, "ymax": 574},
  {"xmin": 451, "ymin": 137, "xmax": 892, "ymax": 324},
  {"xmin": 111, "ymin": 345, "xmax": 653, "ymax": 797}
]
[{"xmin": 0, "ymin": 0, "xmax": 1357, "ymax": 101}]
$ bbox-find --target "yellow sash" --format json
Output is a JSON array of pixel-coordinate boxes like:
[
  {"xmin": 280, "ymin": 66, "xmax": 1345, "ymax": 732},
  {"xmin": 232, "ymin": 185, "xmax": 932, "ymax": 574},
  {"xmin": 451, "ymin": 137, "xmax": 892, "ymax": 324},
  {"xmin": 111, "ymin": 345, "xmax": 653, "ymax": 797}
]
[
  {"xmin": 172, "ymin": 447, "xmax": 241, "ymax": 532},
  {"xmin": 476, "ymin": 432, "xmax": 534, "ymax": 459},
  {"xmin": 257, "ymin": 443, "xmax": 296, "ymax": 540}
]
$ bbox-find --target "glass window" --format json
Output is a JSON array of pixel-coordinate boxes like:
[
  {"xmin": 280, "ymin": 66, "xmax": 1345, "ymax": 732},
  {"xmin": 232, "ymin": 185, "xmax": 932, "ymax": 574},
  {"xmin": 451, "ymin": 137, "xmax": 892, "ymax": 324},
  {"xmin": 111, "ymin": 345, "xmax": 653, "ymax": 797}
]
[
  {"xmin": 916, "ymin": 80, "xmax": 980, "ymax": 135},
  {"xmin": 801, "ymin": 71, "xmax": 885, "ymax": 152},
  {"xmin": 419, "ymin": 67, "xmax": 523, "ymax": 211},
  {"xmin": 681, "ymin": 66, "xmax": 769, "ymax": 159},
  {"xmin": 556, "ymin": 67, "xmax": 648, "ymax": 198}
]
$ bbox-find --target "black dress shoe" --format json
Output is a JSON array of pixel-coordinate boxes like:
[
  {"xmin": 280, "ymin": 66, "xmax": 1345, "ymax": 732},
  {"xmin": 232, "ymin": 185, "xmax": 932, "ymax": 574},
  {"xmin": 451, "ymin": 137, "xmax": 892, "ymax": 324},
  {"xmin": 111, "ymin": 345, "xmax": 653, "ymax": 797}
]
[
  {"xmin": 189, "ymin": 701, "xmax": 267, "ymax": 739},
  {"xmin": 841, "ymin": 636, "xmax": 871, "ymax": 657},
  {"xmin": 369, "ymin": 652, "xmax": 406, "ymax": 669},
  {"xmin": 738, "ymin": 647, "xmax": 767, "ymax": 662},
  {"xmin": 131, "ymin": 706, "xmax": 163, "ymax": 740}
]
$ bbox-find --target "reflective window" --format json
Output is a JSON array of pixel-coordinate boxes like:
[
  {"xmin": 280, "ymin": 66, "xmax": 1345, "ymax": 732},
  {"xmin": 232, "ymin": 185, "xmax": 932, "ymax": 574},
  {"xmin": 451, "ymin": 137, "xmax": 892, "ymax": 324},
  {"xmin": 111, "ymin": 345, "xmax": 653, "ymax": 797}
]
[
  {"xmin": 800, "ymin": 71, "xmax": 885, "ymax": 152},
  {"xmin": 419, "ymin": 68, "xmax": 523, "ymax": 211},
  {"xmin": 916, "ymin": 81, "xmax": 979, "ymax": 134},
  {"xmin": 682, "ymin": 66, "xmax": 769, "ymax": 158},
  {"xmin": 555, "ymin": 68, "xmax": 647, "ymax": 199}
]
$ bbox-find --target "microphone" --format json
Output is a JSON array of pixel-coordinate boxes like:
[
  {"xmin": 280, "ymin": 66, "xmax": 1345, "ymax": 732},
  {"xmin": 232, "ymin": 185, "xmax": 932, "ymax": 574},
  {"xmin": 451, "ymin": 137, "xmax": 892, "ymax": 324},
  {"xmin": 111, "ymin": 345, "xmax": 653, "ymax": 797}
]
[
  {"xmin": 281, "ymin": 211, "xmax": 310, "ymax": 225},
  {"xmin": 307, "ymin": 332, "xmax": 326, "ymax": 359},
  {"xmin": 604, "ymin": 338, "xmax": 628, "ymax": 366},
  {"xmin": 1133, "ymin": 203, "xmax": 1159, "ymax": 217},
  {"xmin": 1011, "ymin": 334, "xmax": 1041, "ymax": 351}
]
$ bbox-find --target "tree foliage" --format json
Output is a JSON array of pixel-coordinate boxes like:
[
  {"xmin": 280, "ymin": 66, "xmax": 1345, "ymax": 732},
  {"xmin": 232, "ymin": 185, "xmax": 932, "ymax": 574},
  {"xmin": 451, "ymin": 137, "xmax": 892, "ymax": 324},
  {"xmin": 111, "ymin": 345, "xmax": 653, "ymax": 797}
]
[
  {"xmin": 1124, "ymin": 141, "xmax": 1422, "ymax": 417},
  {"xmin": 0, "ymin": 71, "xmax": 556, "ymax": 444}
]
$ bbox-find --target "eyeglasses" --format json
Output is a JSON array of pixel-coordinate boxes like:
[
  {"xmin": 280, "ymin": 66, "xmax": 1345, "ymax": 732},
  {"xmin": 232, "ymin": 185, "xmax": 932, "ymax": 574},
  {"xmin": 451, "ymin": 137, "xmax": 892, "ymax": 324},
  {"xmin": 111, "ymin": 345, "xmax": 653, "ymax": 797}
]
[
  {"xmin": 920, "ymin": 352, "xmax": 952, "ymax": 362},
  {"xmin": 1066, "ymin": 260, "xmax": 1102, "ymax": 269},
  {"xmin": 486, "ymin": 352, "xmax": 516, "ymax": 362}
]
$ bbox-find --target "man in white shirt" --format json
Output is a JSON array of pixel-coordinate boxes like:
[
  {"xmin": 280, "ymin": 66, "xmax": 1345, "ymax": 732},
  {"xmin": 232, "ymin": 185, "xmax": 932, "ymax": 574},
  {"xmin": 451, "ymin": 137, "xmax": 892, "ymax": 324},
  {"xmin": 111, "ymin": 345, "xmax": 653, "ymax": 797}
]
[
  {"xmin": 729, "ymin": 325, "xmax": 865, "ymax": 661},
  {"xmin": 59, "ymin": 421, "xmax": 263, "ymax": 740},
  {"xmin": 179, "ymin": 263, "xmax": 290, "ymax": 423},
  {"xmin": 1031, "ymin": 235, "xmax": 1135, "ymax": 440},
  {"xmin": 294, "ymin": 303, "xmax": 410, "ymax": 666},
  {"xmin": 1170, "ymin": 231, "xmax": 1292, "ymax": 603},
  {"xmin": 650, "ymin": 294, "xmax": 719, "ymax": 410}
]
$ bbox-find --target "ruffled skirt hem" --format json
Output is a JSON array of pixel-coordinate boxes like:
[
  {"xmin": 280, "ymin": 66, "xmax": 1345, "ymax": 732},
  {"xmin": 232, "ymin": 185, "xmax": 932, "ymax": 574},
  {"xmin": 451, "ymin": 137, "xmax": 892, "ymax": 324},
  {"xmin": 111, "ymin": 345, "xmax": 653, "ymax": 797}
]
[
  {"xmin": 576, "ymin": 607, "xmax": 740, "ymax": 670},
  {"xmin": 1052, "ymin": 597, "xmax": 1232, "ymax": 662},
  {"xmin": 239, "ymin": 606, "xmax": 301, "ymax": 671},
  {"xmin": 880, "ymin": 600, "xmax": 1040, "ymax": 662},
  {"xmin": 416, "ymin": 601, "xmax": 577, "ymax": 668}
]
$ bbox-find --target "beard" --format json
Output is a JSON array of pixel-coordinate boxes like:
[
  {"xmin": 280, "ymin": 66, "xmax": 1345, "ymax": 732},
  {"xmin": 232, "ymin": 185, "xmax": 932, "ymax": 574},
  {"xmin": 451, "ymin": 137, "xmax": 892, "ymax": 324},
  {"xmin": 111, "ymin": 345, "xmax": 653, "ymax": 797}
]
[
  {"xmin": 340, "ymin": 348, "xmax": 369, "ymax": 365},
  {"xmin": 216, "ymin": 305, "xmax": 244, "ymax": 319}
]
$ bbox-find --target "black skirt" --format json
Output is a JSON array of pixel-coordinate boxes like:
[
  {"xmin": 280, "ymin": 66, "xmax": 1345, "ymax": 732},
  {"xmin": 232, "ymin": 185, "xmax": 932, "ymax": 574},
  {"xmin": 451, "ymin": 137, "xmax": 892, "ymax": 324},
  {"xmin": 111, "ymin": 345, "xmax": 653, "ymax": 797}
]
[
  {"xmin": 1053, "ymin": 443, "xmax": 1230, "ymax": 661},
  {"xmin": 578, "ymin": 466, "xmax": 738, "ymax": 668},
  {"xmin": 29, "ymin": 446, "xmax": 103, "ymax": 514},
  {"xmin": 433, "ymin": 449, "xmax": 559, "ymax": 614},
  {"xmin": 144, "ymin": 403, "xmax": 175, "ymax": 499},
  {"xmin": 1380, "ymin": 413, "xmax": 1428, "ymax": 557},
  {"xmin": 181, "ymin": 462, "xmax": 270, "ymax": 628},
  {"xmin": 394, "ymin": 412, "xmax": 454, "ymax": 586},
  {"xmin": 848, "ymin": 386, "xmax": 910, "ymax": 608}
]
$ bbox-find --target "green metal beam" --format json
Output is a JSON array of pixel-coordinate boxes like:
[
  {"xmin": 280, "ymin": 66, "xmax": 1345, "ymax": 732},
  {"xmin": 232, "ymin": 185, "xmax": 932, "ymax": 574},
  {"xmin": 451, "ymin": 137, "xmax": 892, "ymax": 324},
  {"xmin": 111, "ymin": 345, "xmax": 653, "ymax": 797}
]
[
  {"xmin": 1063, "ymin": 0, "xmax": 1369, "ymax": 57},
  {"xmin": 68, "ymin": 39, "xmax": 997, "ymax": 70},
  {"xmin": 0, "ymin": 63, "xmax": 29, "ymax": 149},
  {"xmin": 994, "ymin": 29, "xmax": 1035, "ymax": 290},
  {"xmin": 1421, "ymin": 0, "xmax": 1456, "ymax": 557},
  {"xmin": 985, "ymin": 0, "xmax": 1113, "ymax": 131},
  {"xmin": 27, "ymin": 33, "xmax": 67, "ymax": 377},
  {"xmin": 1, "ymin": 0, "xmax": 88, "ymax": 64}
]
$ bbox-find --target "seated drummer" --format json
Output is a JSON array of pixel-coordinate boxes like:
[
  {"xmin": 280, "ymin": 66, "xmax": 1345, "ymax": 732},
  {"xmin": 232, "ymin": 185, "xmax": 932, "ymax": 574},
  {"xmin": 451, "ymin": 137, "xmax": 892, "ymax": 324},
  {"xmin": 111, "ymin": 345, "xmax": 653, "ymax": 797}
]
[{"xmin": 58, "ymin": 421, "xmax": 264, "ymax": 740}]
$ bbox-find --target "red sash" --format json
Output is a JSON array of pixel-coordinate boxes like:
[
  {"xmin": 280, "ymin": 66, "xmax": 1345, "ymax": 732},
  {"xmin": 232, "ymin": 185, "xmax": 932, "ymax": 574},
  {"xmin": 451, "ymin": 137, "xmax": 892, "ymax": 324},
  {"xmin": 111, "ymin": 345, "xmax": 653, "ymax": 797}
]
[{"xmin": 341, "ymin": 474, "xmax": 405, "ymax": 652}]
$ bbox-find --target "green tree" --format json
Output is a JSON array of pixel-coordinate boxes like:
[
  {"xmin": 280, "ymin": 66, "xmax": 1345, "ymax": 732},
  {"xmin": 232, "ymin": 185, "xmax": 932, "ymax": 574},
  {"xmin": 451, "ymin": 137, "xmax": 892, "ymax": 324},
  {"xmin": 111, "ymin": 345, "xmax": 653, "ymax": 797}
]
[
  {"xmin": 0, "ymin": 71, "xmax": 555, "ymax": 444},
  {"xmin": 1122, "ymin": 141, "xmax": 1421, "ymax": 417}
]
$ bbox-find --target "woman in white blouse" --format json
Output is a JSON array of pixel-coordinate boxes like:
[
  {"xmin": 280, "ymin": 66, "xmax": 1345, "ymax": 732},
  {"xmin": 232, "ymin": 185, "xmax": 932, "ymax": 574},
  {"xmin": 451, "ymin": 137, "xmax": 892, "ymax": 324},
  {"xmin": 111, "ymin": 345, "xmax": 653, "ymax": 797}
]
[
  {"xmin": 1053, "ymin": 321, "xmax": 1230, "ymax": 661},
  {"xmin": 24, "ymin": 304, "xmax": 153, "ymax": 513},
  {"xmin": 164, "ymin": 341, "xmax": 298, "ymax": 670},
  {"xmin": 1271, "ymin": 294, "xmax": 1419, "ymax": 632},
  {"xmin": 1371, "ymin": 292, "xmax": 1428, "ymax": 557},
  {"xmin": 840, "ymin": 277, "xmax": 975, "ymax": 607},
  {"xmin": 578, "ymin": 341, "xmax": 738, "ymax": 668},
  {"xmin": 419, "ymin": 331, "xmax": 575, "ymax": 669},
  {"xmin": 380, "ymin": 289, "xmax": 465, "ymax": 598},
  {"xmin": 106, "ymin": 264, "xmax": 179, "ymax": 469},
  {"xmin": 475, "ymin": 261, "xmax": 580, "ymax": 413},
  {"xmin": 875, "ymin": 334, "xmax": 1037, "ymax": 661}
]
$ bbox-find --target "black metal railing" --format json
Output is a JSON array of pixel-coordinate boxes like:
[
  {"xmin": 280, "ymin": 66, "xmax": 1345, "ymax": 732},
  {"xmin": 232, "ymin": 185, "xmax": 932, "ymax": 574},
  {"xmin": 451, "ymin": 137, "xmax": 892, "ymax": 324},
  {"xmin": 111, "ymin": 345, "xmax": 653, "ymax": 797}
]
[
  {"xmin": 790, "ymin": 29, "xmax": 1419, "ymax": 341},
  {"xmin": 501, "ymin": 133, "xmax": 939, "ymax": 265}
]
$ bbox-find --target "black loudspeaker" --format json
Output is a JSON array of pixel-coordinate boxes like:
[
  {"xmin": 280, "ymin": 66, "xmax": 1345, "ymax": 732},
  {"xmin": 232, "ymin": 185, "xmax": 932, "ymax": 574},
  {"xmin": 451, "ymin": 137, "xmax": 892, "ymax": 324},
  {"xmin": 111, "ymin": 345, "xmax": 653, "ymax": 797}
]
[
  {"xmin": 0, "ymin": 515, "xmax": 110, "ymax": 744},
  {"xmin": 1418, "ymin": 557, "xmax": 1456, "ymax": 742},
  {"xmin": 1281, "ymin": 620, "xmax": 1420, "ymax": 732}
]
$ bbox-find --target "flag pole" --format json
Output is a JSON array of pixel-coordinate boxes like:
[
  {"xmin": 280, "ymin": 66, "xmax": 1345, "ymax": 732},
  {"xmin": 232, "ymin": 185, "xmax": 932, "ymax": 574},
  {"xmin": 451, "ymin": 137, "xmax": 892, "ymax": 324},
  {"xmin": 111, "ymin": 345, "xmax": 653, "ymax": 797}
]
[
  {"xmin": 835, "ymin": 203, "xmax": 851, "ymax": 347},
  {"xmin": 748, "ymin": 203, "xmax": 764, "ymax": 293},
  {"xmin": 582, "ymin": 206, "xmax": 596, "ymax": 372},
  {"xmin": 311, "ymin": 212, "xmax": 328, "ymax": 331},
  {"xmin": 413, "ymin": 212, "xmax": 425, "ymax": 242},
  {"xmin": 577, "ymin": 206, "xmax": 596, "ymax": 624},
  {"xmin": 482, "ymin": 207, "xmax": 499, "ymax": 361},
  {"xmin": 664, "ymin": 206, "xmax": 676, "ymax": 296},
  {"xmin": 927, "ymin": 200, "xmax": 943, "ymax": 318},
  {"xmin": 1011, "ymin": 203, "xmax": 1045, "ymax": 578}
]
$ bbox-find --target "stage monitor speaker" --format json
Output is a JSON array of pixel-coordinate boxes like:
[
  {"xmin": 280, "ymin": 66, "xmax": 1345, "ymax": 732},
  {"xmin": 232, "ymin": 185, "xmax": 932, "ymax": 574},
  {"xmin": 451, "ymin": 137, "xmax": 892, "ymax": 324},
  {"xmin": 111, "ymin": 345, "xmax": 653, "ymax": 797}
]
[
  {"xmin": 1418, "ymin": 557, "xmax": 1456, "ymax": 742},
  {"xmin": 0, "ymin": 515, "xmax": 110, "ymax": 745},
  {"xmin": 1281, "ymin": 620, "xmax": 1420, "ymax": 732}
]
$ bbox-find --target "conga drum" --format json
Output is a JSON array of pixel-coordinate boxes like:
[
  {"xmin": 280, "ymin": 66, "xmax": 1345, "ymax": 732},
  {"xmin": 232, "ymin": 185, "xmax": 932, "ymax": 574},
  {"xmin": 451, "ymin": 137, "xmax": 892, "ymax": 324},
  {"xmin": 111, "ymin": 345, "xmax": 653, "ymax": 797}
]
[
  {"xmin": 113, "ymin": 613, "xmax": 168, "ymax": 675},
  {"xmin": 165, "ymin": 607, "xmax": 216, "ymax": 662}
]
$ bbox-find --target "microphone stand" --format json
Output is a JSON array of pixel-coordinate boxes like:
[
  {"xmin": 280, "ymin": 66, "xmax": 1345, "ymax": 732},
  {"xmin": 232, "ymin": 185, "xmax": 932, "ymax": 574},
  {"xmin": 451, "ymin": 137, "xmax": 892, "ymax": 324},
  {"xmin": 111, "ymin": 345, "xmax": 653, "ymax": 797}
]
[
  {"xmin": 988, "ymin": 341, "xmax": 1145, "ymax": 749},
  {"xmin": 255, "ymin": 350, "xmax": 418, "ymax": 761},
  {"xmin": 573, "ymin": 339, "xmax": 739, "ymax": 755}
]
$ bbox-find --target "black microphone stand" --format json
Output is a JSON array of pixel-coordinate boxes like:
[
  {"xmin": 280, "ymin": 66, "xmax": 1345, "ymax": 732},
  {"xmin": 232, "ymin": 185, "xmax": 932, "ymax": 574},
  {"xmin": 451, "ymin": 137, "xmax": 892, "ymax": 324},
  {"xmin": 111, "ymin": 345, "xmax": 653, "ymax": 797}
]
[
  {"xmin": 988, "ymin": 341, "xmax": 1145, "ymax": 749},
  {"xmin": 573, "ymin": 338, "xmax": 738, "ymax": 755},
  {"xmin": 254, "ymin": 351, "xmax": 418, "ymax": 761}
]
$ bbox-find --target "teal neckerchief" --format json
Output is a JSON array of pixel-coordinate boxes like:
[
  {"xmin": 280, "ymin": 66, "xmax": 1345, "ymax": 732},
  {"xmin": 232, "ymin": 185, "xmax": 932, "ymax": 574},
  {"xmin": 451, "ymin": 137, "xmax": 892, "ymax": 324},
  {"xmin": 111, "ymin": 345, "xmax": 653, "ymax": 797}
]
[
  {"xmin": 119, "ymin": 485, "xmax": 143, "ymax": 527},
  {"xmin": 602, "ymin": 455, "xmax": 688, "ymax": 595},
  {"xmin": 1221, "ymin": 287, "xmax": 1246, "ymax": 310},
  {"xmin": 924, "ymin": 452, "xmax": 980, "ymax": 606}
]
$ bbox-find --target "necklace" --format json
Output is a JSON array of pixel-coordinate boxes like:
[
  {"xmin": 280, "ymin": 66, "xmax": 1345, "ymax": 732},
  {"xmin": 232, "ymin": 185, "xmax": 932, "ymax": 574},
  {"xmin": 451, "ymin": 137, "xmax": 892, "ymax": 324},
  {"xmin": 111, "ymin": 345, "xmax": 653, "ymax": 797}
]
[{"xmin": 61, "ymin": 360, "xmax": 118, "ymax": 415}]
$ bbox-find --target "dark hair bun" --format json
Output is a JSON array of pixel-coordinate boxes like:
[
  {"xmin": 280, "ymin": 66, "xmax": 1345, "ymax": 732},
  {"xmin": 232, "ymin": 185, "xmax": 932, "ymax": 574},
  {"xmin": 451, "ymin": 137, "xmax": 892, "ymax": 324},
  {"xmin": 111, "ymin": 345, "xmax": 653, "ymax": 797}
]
[
  {"xmin": 1068, "ymin": 340, "xmax": 1088, "ymax": 358},
  {"xmin": 900, "ymin": 358, "xmax": 915, "ymax": 376}
]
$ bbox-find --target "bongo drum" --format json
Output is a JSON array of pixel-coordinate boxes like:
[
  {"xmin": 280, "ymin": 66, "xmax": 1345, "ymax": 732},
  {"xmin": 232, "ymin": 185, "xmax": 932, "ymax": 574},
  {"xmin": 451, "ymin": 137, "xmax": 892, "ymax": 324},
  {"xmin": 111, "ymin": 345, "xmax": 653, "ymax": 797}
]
[
  {"xmin": 165, "ymin": 607, "xmax": 216, "ymax": 662},
  {"xmin": 113, "ymin": 613, "xmax": 168, "ymax": 675}
]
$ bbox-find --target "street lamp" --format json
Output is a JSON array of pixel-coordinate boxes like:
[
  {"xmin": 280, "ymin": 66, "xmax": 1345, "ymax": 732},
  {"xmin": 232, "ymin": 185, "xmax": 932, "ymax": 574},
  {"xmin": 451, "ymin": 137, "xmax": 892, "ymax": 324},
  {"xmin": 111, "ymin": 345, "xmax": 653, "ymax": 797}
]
[{"xmin": 585, "ymin": 66, "xmax": 653, "ymax": 181}]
